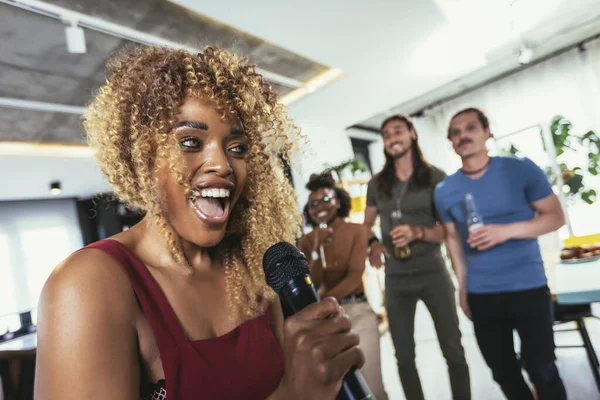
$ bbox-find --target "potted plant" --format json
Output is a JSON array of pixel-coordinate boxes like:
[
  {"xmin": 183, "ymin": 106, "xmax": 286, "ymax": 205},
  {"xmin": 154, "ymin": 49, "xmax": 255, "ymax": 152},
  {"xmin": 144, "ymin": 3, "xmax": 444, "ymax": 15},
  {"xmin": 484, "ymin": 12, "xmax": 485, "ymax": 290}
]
[{"xmin": 499, "ymin": 115, "xmax": 599, "ymax": 205}]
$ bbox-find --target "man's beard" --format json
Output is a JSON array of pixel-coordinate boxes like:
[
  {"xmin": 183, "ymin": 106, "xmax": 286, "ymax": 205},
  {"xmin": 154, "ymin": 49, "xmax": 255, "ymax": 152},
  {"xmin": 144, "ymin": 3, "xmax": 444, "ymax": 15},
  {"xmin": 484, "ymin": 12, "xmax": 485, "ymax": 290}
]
[{"xmin": 388, "ymin": 147, "xmax": 411, "ymax": 160}]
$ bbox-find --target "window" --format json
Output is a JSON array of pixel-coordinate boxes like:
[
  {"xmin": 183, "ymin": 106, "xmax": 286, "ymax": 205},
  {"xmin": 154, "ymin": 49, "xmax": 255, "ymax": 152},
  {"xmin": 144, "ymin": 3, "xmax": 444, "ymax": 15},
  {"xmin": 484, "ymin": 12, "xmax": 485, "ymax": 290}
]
[
  {"xmin": 0, "ymin": 232, "xmax": 21, "ymax": 334},
  {"xmin": 491, "ymin": 123, "xmax": 600, "ymax": 239},
  {"xmin": 20, "ymin": 226, "xmax": 72, "ymax": 310},
  {"xmin": 0, "ymin": 199, "xmax": 83, "ymax": 332},
  {"xmin": 0, "ymin": 233, "xmax": 17, "ymax": 317},
  {"xmin": 350, "ymin": 137, "xmax": 373, "ymax": 174}
]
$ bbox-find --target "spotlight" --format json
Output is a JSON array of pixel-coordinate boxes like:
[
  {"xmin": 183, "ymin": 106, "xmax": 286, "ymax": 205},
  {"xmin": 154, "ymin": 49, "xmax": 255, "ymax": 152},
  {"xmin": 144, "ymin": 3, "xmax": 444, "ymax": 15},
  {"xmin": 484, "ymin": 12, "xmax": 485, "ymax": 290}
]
[
  {"xmin": 518, "ymin": 45, "xmax": 533, "ymax": 65},
  {"xmin": 50, "ymin": 181, "xmax": 62, "ymax": 195},
  {"xmin": 64, "ymin": 21, "xmax": 87, "ymax": 54}
]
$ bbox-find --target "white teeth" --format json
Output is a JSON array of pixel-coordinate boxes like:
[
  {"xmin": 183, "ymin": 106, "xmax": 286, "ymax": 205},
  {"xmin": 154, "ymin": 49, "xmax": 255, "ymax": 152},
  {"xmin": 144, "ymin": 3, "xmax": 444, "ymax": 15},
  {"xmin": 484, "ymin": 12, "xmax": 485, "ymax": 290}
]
[{"xmin": 199, "ymin": 188, "xmax": 230, "ymax": 198}]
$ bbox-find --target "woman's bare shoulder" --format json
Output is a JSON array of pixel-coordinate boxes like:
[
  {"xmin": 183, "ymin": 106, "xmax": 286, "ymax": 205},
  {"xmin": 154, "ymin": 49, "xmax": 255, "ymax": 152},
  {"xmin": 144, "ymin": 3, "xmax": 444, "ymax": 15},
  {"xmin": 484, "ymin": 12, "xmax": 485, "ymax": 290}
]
[
  {"xmin": 38, "ymin": 246, "xmax": 139, "ymax": 342},
  {"xmin": 35, "ymin": 247, "xmax": 141, "ymax": 399},
  {"xmin": 344, "ymin": 221, "xmax": 369, "ymax": 236},
  {"xmin": 44, "ymin": 247, "xmax": 134, "ymax": 304}
]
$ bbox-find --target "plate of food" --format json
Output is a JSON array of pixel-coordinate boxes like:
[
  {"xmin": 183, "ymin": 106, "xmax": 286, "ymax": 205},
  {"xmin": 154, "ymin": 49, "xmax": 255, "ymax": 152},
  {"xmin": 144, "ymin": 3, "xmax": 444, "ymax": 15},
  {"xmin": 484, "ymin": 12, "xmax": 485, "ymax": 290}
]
[{"xmin": 560, "ymin": 244, "xmax": 600, "ymax": 264}]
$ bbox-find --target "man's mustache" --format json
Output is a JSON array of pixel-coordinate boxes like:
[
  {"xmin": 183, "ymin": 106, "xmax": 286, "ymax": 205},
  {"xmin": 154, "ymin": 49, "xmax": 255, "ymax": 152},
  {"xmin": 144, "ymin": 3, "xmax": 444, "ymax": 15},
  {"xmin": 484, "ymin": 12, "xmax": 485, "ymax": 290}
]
[{"xmin": 457, "ymin": 138, "xmax": 473, "ymax": 147}]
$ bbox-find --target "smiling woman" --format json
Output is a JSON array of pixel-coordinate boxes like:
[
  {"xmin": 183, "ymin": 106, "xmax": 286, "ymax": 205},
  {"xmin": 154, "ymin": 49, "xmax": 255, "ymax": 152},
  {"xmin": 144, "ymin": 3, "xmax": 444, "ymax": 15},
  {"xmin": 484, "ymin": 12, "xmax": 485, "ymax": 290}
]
[
  {"xmin": 298, "ymin": 172, "xmax": 389, "ymax": 400},
  {"xmin": 33, "ymin": 46, "xmax": 367, "ymax": 400}
]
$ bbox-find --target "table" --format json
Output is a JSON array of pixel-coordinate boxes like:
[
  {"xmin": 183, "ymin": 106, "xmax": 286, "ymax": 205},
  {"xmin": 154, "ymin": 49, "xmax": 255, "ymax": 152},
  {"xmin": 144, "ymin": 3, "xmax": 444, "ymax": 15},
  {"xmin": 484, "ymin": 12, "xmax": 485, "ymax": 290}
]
[
  {"xmin": 0, "ymin": 333, "xmax": 36, "ymax": 400},
  {"xmin": 555, "ymin": 258, "xmax": 600, "ymax": 304},
  {"xmin": 0, "ymin": 334, "xmax": 36, "ymax": 359},
  {"xmin": 551, "ymin": 258, "xmax": 600, "ymax": 391}
]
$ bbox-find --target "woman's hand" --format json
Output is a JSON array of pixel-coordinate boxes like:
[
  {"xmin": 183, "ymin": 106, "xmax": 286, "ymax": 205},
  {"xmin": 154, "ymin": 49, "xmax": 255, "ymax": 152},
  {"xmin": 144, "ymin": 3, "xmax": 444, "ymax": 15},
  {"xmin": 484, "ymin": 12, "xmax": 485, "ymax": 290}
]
[
  {"xmin": 313, "ymin": 226, "xmax": 334, "ymax": 250},
  {"xmin": 274, "ymin": 298, "xmax": 364, "ymax": 400}
]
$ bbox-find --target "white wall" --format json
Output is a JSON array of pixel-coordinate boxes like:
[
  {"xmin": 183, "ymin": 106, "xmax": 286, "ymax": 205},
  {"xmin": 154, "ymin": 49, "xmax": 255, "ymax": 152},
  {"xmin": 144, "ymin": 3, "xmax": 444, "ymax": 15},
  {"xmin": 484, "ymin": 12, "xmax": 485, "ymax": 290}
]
[
  {"xmin": 0, "ymin": 199, "xmax": 83, "ymax": 320},
  {"xmin": 348, "ymin": 121, "xmax": 460, "ymax": 178},
  {"xmin": 419, "ymin": 39, "xmax": 600, "ymax": 151},
  {"xmin": 0, "ymin": 154, "xmax": 111, "ymax": 201},
  {"xmin": 345, "ymin": 127, "xmax": 385, "ymax": 175},
  {"xmin": 414, "ymin": 37, "xmax": 600, "ymax": 238},
  {"xmin": 413, "ymin": 115, "xmax": 462, "ymax": 174},
  {"xmin": 368, "ymin": 138, "xmax": 385, "ymax": 175},
  {"xmin": 291, "ymin": 123, "xmax": 355, "ymax": 214}
]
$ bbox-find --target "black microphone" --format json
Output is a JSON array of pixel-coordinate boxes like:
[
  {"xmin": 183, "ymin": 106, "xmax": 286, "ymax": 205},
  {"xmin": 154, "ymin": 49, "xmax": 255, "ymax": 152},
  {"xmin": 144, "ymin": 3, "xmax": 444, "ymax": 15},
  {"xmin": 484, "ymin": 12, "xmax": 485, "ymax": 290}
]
[{"xmin": 263, "ymin": 242, "xmax": 375, "ymax": 400}]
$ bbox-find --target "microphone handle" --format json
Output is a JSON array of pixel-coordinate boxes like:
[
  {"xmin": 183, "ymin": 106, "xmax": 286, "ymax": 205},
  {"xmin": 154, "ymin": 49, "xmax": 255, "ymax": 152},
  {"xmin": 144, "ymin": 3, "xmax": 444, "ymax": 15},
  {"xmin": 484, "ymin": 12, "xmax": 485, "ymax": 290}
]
[
  {"xmin": 337, "ymin": 368, "xmax": 373, "ymax": 400},
  {"xmin": 280, "ymin": 275, "xmax": 375, "ymax": 400}
]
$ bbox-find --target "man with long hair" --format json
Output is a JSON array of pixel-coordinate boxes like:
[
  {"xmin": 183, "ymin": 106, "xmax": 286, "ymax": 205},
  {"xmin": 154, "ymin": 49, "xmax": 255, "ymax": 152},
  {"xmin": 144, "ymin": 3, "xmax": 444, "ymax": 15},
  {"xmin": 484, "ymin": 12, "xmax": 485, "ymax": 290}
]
[
  {"xmin": 434, "ymin": 108, "xmax": 566, "ymax": 400},
  {"xmin": 365, "ymin": 114, "xmax": 470, "ymax": 400}
]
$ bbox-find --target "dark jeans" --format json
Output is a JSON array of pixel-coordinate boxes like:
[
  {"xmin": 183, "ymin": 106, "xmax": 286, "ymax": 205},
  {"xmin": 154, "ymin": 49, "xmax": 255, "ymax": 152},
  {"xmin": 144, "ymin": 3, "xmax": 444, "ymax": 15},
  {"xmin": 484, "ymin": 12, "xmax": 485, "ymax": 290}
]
[
  {"xmin": 468, "ymin": 286, "xmax": 567, "ymax": 400},
  {"xmin": 386, "ymin": 270, "xmax": 471, "ymax": 400}
]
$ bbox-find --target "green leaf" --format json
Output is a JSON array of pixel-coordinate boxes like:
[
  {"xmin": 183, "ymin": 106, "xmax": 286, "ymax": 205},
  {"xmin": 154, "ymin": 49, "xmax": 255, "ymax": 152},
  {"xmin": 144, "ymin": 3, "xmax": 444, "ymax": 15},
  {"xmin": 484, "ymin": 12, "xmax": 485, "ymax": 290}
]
[
  {"xmin": 498, "ymin": 144, "xmax": 521, "ymax": 157},
  {"xmin": 547, "ymin": 117, "xmax": 597, "ymax": 202},
  {"xmin": 581, "ymin": 189, "xmax": 597, "ymax": 205},
  {"xmin": 564, "ymin": 173, "xmax": 584, "ymax": 195},
  {"xmin": 549, "ymin": 115, "xmax": 574, "ymax": 156},
  {"xmin": 544, "ymin": 167, "xmax": 558, "ymax": 185},
  {"xmin": 581, "ymin": 130, "xmax": 600, "ymax": 149},
  {"xmin": 324, "ymin": 158, "xmax": 369, "ymax": 177}
]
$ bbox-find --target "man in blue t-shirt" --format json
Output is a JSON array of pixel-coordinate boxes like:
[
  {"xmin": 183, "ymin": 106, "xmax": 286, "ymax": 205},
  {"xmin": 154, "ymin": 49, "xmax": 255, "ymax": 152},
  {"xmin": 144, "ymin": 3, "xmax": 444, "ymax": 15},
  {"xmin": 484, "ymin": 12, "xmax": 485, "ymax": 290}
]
[{"xmin": 434, "ymin": 108, "xmax": 567, "ymax": 400}]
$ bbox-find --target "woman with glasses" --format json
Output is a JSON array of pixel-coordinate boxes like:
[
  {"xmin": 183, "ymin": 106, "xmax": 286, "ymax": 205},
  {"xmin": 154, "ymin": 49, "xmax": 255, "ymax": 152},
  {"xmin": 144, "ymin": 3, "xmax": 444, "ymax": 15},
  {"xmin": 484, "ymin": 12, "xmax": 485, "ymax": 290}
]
[{"xmin": 299, "ymin": 172, "xmax": 389, "ymax": 400}]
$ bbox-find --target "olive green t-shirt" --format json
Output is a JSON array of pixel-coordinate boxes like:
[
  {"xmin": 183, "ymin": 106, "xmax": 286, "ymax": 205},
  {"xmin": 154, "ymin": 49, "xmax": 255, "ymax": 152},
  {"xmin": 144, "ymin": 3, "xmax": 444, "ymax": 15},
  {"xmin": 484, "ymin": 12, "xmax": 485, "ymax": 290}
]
[{"xmin": 366, "ymin": 167, "xmax": 447, "ymax": 276}]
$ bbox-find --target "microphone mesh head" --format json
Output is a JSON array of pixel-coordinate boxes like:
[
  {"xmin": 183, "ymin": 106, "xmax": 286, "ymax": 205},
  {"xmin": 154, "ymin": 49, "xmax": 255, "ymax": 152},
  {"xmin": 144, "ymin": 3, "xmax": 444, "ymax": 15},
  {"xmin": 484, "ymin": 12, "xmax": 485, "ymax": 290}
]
[{"xmin": 263, "ymin": 242, "xmax": 310, "ymax": 294}]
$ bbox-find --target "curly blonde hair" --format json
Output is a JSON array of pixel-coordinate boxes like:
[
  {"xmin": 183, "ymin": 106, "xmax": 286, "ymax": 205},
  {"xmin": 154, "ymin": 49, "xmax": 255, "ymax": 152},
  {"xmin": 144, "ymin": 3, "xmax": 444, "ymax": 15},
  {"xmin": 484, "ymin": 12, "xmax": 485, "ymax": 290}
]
[{"xmin": 83, "ymin": 45, "xmax": 303, "ymax": 318}]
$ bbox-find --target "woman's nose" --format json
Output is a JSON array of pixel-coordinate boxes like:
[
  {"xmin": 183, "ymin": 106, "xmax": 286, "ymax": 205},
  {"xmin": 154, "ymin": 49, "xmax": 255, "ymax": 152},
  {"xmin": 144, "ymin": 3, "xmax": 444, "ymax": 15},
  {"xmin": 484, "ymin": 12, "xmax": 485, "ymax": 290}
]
[{"xmin": 201, "ymin": 145, "xmax": 232, "ymax": 177}]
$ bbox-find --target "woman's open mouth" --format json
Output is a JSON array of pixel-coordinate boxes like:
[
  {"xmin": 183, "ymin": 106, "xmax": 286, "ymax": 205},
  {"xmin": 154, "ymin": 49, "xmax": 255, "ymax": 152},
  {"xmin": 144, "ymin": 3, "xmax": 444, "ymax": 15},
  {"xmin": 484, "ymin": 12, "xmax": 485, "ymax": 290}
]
[
  {"xmin": 317, "ymin": 211, "xmax": 329, "ymax": 219},
  {"xmin": 189, "ymin": 187, "xmax": 232, "ymax": 226}
]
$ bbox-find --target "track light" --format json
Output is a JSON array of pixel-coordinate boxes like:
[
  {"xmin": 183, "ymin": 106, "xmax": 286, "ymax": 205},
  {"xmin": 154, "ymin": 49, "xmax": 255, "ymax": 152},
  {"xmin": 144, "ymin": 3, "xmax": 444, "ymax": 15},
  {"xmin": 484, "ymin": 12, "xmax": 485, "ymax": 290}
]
[
  {"xmin": 50, "ymin": 181, "xmax": 62, "ymax": 195},
  {"xmin": 64, "ymin": 21, "xmax": 87, "ymax": 54}
]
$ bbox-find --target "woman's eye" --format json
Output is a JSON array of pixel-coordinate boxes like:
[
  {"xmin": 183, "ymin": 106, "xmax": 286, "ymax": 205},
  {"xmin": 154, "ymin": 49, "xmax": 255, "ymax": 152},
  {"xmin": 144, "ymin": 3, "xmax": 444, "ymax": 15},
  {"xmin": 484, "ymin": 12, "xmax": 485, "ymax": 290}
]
[
  {"xmin": 230, "ymin": 144, "xmax": 248, "ymax": 155},
  {"xmin": 180, "ymin": 137, "xmax": 201, "ymax": 150}
]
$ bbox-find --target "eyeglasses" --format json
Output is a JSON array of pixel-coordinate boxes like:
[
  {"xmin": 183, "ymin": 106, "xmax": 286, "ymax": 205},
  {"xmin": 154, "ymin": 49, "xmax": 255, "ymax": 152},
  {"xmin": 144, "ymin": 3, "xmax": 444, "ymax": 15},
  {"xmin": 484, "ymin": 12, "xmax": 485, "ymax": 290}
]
[{"xmin": 309, "ymin": 196, "xmax": 334, "ymax": 209}]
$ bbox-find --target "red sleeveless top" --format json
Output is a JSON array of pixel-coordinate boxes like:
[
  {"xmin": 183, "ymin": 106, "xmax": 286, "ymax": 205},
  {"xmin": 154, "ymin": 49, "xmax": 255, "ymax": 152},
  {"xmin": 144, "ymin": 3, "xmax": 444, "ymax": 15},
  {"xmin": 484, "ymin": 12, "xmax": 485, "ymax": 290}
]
[{"xmin": 86, "ymin": 239, "xmax": 284, "ymax": 400}]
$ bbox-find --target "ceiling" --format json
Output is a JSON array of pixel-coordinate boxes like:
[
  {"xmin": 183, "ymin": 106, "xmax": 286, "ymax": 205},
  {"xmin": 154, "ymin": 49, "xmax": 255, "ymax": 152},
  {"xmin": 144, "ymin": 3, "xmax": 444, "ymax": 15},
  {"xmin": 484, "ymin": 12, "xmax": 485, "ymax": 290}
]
[
  {"xmin": 171, "ymin": 0, "xmax": 600, "ymax": 131},
  {"xmin": 0, "ymin": 0, "xmax": 332, "ymax": 145},
  {"xmin": 2, "ymin": 0, "xmax": 600, "ymax": 201},
  {"xmin": 357, "ymin": 0, "xmax": 600, "ymax": 131}
]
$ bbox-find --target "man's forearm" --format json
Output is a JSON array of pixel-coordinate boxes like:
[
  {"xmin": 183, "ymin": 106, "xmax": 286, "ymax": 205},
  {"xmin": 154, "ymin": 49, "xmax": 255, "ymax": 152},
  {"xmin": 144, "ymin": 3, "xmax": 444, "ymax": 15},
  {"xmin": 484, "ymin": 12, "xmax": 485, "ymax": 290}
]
[
  {"xmin": 507, "ymin": 211, "xmax": 564, "ymax": 240},
  {"xmin": 420, "ymin": 224, "xmax": 445, "ymax": 244},
  {"xmin": 446, "ymin": 236, "xmax": 468, "ymax": 290}
]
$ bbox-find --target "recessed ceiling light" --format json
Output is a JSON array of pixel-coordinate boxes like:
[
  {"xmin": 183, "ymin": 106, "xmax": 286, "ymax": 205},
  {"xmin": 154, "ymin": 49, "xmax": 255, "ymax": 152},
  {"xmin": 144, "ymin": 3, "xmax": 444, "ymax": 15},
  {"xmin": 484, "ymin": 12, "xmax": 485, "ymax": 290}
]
[{"xmin": 50, "ymin": 181, "xmax": 62, "ymax": 195}]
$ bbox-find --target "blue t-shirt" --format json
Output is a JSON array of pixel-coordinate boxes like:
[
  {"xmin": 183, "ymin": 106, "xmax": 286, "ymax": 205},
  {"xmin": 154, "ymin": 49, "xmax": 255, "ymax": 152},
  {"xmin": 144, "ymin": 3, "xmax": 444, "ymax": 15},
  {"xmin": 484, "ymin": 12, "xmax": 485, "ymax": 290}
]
[{"xmin": 434, "ymin": 156, "xmax": 554, "ymax": 294}]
